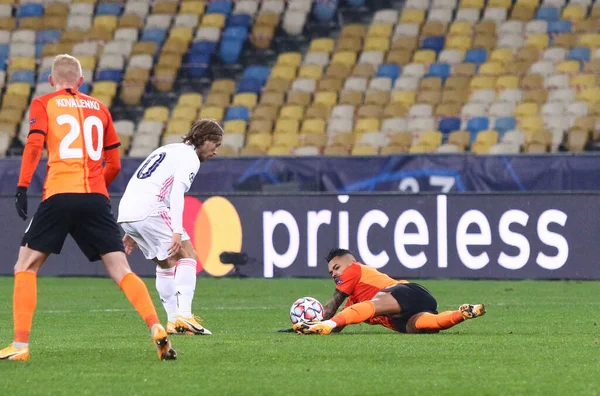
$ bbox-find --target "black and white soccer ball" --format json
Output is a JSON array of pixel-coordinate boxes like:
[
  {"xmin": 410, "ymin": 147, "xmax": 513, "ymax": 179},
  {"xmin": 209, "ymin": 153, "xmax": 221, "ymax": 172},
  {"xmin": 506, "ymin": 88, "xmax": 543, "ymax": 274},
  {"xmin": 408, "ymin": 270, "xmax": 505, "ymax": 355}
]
[{"xmin": 290, "ymin": 297, "xmax": 324, "ymax": 325}]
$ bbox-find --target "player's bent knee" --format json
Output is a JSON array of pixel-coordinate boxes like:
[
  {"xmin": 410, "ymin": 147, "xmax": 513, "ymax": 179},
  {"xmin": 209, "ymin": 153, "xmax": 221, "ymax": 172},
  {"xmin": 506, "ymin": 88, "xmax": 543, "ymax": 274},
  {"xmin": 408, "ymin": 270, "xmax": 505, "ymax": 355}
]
[
  {"xmin": 14, "ymin": 246, "xmax": 48, "ymax": 273},
  {"xmin": 176, "ymin": 240, "xmax": 197, "ymax": 261}
]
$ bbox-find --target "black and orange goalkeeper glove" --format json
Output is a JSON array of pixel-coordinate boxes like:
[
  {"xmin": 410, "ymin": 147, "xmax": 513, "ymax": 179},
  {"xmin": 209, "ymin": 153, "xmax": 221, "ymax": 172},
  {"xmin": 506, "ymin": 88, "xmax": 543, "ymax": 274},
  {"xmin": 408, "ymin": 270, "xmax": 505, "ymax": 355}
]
[{"xmin": 15, "ymin": 186, "xmax": 28, "ymax": 220}]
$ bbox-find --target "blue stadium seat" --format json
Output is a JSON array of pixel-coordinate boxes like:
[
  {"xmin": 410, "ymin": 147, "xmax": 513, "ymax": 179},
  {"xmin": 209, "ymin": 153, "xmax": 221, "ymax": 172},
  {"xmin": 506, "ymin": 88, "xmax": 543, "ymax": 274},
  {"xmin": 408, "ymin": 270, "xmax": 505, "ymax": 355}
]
[
  {"xmin": 547, "ymin": 20, "xmax": 571, "ymax": 34},
  {"xmin": 427, "ymin": 62, "xmax": 451, "ymax": 79},
  {"xmin": 17, "ymin": 4, "xmax": 44, "ymax": 18},
  {"xmin": 10, "ymin": 70, "xmax": 35, "ymax": 85},
  {"xmin": 536, "ymin": 7, "xmax": 560, "ymax": 21},
  {"xmin": 36, "ymin": 30, "xmax": 61, "ymax": 44},
  {"xmin": 0, "ymin": 57, "xmax": 6, "ymax": 71},
  {"xmin": 313, "ymin": 0, "xmax": 338, "ymax": 21},
  {"xmin": 227, "ymin": 14, "xmax": 252, "ymax": 28},
  {"xmin": 206, "ymin": 1, "xmax": 232, "ymax": 15},
  {"xmin": 35, "ymin": 43, "xmax": 44, "ymax": 59},
  {"xmin": 346, "ymin": 0, "xmax": 364, "ymax": 6},
  {"xmin": 96, "ymin": 2, "xmax": 123, "ymax": 16},
  {"xmin": 79, "ymin": 82, "xmax": 91, "ymax": 95},
  {"xmin": 225, "ymin": 106, "xmax": 250, "ymax": 121},
  {"xmin": 141, "ymin": 28, "xmax": 167, "ymax": 47},
  {"xmin": 568, "ymin": 47, "xmax": 590, "ymax": 62},
  {"xmin": 37, "ymin": 68, "xmax": 51, "ymax": 83},
  {"xmin": 242, "ymin": 65, "xmax": 270, "ymax": 85},
  {"xmin": 465, "ymin": 49, "xmax": 487, "ymax": 64},
  {"xmin": 466, "ymin": 117, "xmax": 489, "ymax": 134},
  {"xmin": 236, "ymin": 77, "xmax": 262, "ymax": 94},
  {"xmin": 422, "ymin": 36, "xmax": 445, "ymax": 53},
  {"xmin": 438, "ymin": 117, "xmax": 461, "ymax": 135},
  {"xmin": 186, "ymin": 52, "xmax": 211, "ymax": 78},
  {"xmin": 376, "ymin": 64, "xmax": 400, "ymax": 80},
  {"xmin": 494, "ymin": 117, "xmax": 516, "ymax": 134},
  {"xmin": 223, "ymin": 26, "xmax": 248, "ymax": 41},
  {"xmin": 97, "ymin": 69, "xmax": 122, "ymax": 82},
  {"xmin": 219, "ymin": 38, "xmax": 243, "ymax": 64},
  {"xmin": 190, "ymin": 40, "xmax": 217, "ymax": 55},
  {"xmin": 0, "ymin": 44, "xmax": 9, "ymax": 59}
]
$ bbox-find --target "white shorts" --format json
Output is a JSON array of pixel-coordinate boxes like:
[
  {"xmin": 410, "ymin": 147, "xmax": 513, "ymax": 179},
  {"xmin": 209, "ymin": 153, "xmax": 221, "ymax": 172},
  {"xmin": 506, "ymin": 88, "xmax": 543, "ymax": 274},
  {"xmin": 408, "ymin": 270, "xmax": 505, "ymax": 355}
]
[{"xmin": 120, "ymin": 210, "xmax": 190, "ymax": 261}]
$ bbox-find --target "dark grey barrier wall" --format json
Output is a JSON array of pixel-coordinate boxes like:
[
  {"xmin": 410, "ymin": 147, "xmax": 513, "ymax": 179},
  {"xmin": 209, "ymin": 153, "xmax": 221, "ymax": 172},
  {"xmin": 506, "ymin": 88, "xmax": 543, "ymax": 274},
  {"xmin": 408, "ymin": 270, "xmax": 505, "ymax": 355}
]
[{"xmin": 0, "ymin": 193, "xmax": 598, "ymax": 279}]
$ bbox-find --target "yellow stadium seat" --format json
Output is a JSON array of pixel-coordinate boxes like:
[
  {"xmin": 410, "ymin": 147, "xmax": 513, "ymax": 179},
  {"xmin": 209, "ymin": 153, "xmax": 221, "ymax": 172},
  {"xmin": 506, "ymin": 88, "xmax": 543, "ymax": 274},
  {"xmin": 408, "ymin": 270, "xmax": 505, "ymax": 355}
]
[
  {"xmin": 277, "ymin": 52, "xmax": 302, "ymax": 67},
  {"xmin": 496, "ymin": 75, "xmax": 519, "ymax": 90},
  {"xmin": 409, "ymin": 142, "xmax": 435, "ymax": 154},
  {"xmin": 309, "ymin": 38, "xmax": 335, "ymax": 53},
  {"xmin": 313, "ymin": 91, "xmax": 337, "ymax": 108},
  {"xmin": 352, "ymin": 144, "xmax": 378, "ymax": 155},
  {"xmin": 301, "ymin": 119, "xmax": 326, "ymax": 134},
  {"xmin": 180, "ymin": 1, "xmax": 205, "ymax": 15},
  {"xmin": 577, "ymin": 87, "xmax": 600, "ymax": 104},
  {"xmin": 478, "ymin": 62, "xmax": 503, "ymax": 76},
  {"xmin": 6, "ymin": 83, "xmax": 30, "ymax": 97},
  {"xmin": 177, "ymin": 93, "xmax": 203, "ymax": 108},
  {"xmin": 562, "ymin": 5, "xmax": 586, "ymax": 22},
  {"xmin": 76, "ymin": 56, "xmax": 96, "ymax": 71},
  {"xmin": 91, "ymin": 94, "xmax": 113, "ymax": 108},
  {"xmin": 449, "ymin": 22, "xmax": 474, "ymax": 35},
  {"xmin": 233, "ymin": 93, "xmax": 258, "ymax": 109},
  {"xmin": 570, "ymin": 74, "xmax": 596, "ymax": 89},
  {"xmin": 367, "ymin": 23, "xmax": 393, "ymax": 38},
  {"xmin": 490, "ymin": 48, "xmax": 514, "ymax": 65},
  {"xmin": 298, "ymin": 65, "xmax": 323, "ymax": 79},
  {"xmin": 475, "ymin": 130, "xmax": 499, "ymax": 146},
  {"xmin": 469, "ymin": 76, "xmax": 496, "ymax": 90},
  {"xmin": 267, "ymin": 145, "xmax": 292, "ymax": 155},
  {"xmin": 354, "ymin": 118, "xmax": 380, "ymax": 135},
  {"xmin": 274, "ymin": 119, "xmax": 300, "ymax": 134},
  {"xmin": 270, "ymin": 65, "xmax": 297, "ymax": 81},
  {"xmin": 166, "ymin": 119, "xmax": 192, "ymax": 135},
  {"xmin": 460, "ymin": 0, "xmax": 484, "ymax": 8},
  {"xmin": 199, "ymin": 106, "xmax": 224, "ymax": 121},
  {"xmin": 516, "ymin": 102, "xmax": 539, "ymax": 117},
  {"xmin": 272, "ymin": 133, "xmax": 300, "ymax": 148},
  {"xmin": 488, "ymin": 0, "xmax": 512, "ymax": 8},
  {"xmin": 93, "ymin": 15, "xmax": 118, "ymax": 32},
  {"xmin": 391, "ymin": 91, "xmax": 416, "ymax": 107},
  {"xmin": 557, "ymin": 60, "xmax": 581, "ymax": 73},
  {"xmin": 170, "ymin": 27, "xmax": 194, "ymax": 43},
  {"xmin": 92, "ymin": 81, "xmax": 118, "ymax": 97},
  {"xmin": 201, "ymin": 13, "xmax": 225, "ymax": 28},
  {"xmin": 445, "ymin": 35, "xmax": 472, "ymax": 51},
  {"xmin": 578, "ymin": 33, "xmax": 600, "ymax": 49},
  {"xmin": 364, "ymin": 37, "xmax": 389, "ymax": 52},
  {"xmin": 419, "ymin": 131, "xmax": 443, "ymax": 147},
  {"xmin": 331, "ymin": 51, "xmax": 357, "ymax": 67},
  {"xmin": 247, "ymin": 133, "xmax": 272, "ymax": 150},
  {"xmin": 400, "ymin": 9, "xmax": 425, "ymax": 24},
  {"xmin": 144, "ymin": 106, "xmax": 170, "ymax": 122},
  {"xmin": 279, "ymin": 105, "xmax": 304, "ymax": 120},
  {"xmin": 413, "ymin": 49, "xmax": 437, "ymax": 64},
  {"xmin": 519, "ymin": 116, "xmax": 543, "ymax": 132},
  {"xmin": 171, "ymin": 107, "xmax": 197, "ymax": 121},
  {"xmin": 515, "ymin": 0, "xmax": 539, "ymax": 8},
  {"xmin": 525, "ymin": 34, "xmax": 549, "ymax": 50},
  {"xmin": 9, "ymin": 57, "xmax": 35, "ymax": 72},
  {"xmin": 223, "ymin": 120, "xmax": 247, "ymax": 134}
]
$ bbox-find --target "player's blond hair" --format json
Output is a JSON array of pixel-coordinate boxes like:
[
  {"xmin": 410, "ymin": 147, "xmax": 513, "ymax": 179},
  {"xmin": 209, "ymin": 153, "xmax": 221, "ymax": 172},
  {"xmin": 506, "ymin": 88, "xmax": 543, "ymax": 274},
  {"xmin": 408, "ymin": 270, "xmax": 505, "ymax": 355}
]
[{"xmin": 51, "ymin": 54, "xmax": 83, "ymax": 85}]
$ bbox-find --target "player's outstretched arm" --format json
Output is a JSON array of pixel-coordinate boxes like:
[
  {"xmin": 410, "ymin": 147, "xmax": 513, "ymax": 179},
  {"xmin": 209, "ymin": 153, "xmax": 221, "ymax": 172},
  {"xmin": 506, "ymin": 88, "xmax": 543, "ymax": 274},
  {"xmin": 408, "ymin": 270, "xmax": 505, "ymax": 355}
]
[
  {"xmin": 322, "ymin": 289, "xmax": 348, "ymax": 320},
  {"xmin": 102, "ymin": 147, "xmax": 121, "ymax": 187}
]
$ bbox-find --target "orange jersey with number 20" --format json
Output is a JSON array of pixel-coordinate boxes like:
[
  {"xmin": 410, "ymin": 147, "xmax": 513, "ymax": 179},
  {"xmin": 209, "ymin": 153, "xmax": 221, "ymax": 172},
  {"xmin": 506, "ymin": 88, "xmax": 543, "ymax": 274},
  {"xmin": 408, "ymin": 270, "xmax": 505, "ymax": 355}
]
[{"xmin": 28, "ymin": 88, "xmax": 120, "ymax": 201}]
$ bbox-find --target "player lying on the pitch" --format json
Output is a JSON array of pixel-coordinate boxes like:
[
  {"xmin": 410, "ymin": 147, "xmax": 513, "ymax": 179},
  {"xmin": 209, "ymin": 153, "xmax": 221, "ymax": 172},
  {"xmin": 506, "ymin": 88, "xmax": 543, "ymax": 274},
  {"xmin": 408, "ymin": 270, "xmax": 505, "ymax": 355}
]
[{"xmin": 293, "ymin": 248, "xmax": 486, "ymax": 335}]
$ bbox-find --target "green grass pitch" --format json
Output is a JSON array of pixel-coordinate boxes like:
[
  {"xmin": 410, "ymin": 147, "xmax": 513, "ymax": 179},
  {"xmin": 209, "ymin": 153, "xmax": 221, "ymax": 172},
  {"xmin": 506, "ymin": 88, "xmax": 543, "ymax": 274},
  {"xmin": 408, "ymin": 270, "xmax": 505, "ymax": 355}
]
[{"xmin": 0, "ymin": 277, "xmax": 599, "ymax": 395}]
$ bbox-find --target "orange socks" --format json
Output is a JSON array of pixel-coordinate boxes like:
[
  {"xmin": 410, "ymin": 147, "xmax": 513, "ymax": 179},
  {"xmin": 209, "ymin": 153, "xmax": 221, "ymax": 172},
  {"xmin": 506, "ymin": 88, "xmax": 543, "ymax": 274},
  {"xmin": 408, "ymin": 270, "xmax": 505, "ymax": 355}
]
[
  {"xmin": 13, "ymin": 271, "xmax": 37, "ymax": 344},
  {"xmin": 331, "ymin": 301, "xmax": 376, "ymax": 327},
  {"xmin": 119, "ymin": 273, "xmax": 160, "ymax": 329},
  {"xmin": 414, "ymin": 310, "xmax": 464, "ymax": 332}
]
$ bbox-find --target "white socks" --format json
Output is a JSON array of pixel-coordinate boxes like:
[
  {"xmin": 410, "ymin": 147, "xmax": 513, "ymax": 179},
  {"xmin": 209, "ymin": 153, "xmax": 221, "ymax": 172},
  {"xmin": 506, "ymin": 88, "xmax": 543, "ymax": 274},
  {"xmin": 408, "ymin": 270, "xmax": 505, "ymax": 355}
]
[
  {"xmin": 174, "ymin": 259, "xmax": 197, "ymax": 318},
  {"xmin": 155, "ymin": 266, "xmax": 177, "ymax": 323}
]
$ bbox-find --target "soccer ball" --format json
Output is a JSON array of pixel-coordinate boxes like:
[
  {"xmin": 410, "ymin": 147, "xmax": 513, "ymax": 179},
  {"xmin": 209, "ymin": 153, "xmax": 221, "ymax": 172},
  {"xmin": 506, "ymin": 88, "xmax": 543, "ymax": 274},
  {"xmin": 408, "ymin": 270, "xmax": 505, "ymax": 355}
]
[{"xmin": 290, "ymin": 297, "xmax": 324, "ymax": 325}]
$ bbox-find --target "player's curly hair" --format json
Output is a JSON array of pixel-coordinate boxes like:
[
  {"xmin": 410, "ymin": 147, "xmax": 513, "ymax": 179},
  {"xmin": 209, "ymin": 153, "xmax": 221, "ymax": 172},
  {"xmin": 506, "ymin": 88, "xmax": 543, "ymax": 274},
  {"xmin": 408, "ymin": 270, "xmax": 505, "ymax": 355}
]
[
  {"xmin": 325, "ymin": 248, "xmax": 354, "ymax": 263},
  {"xmin": 183, "ymin": 119, "xmax": 224, "ymax": 147}
]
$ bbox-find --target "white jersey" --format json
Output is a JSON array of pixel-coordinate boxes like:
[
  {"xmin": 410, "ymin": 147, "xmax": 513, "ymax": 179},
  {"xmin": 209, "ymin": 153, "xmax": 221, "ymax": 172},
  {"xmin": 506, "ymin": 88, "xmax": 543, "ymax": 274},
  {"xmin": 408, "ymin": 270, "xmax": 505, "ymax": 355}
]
[{"xmin": 118, "ymin": 143, "xmax": 200, "ymax": 223}]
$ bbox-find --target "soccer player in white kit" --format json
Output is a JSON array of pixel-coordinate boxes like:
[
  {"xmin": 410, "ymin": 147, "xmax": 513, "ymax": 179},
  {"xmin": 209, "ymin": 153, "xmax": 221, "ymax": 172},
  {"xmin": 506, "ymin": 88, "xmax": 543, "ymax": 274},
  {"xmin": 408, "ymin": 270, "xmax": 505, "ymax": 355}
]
[{"xmin": 118, "ymin": 119, "xmax": 222, "ymax": 335}]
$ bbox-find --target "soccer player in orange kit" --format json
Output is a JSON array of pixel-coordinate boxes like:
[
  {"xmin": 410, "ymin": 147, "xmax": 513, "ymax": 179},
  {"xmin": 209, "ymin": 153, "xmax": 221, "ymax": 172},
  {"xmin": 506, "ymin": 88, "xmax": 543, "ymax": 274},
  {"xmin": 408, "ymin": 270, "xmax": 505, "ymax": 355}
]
[
  {"xmin": 294, "ymin": 248, "xmax": 486, "ymax": 335},
  {"xmin": 0, "ymin": 54, "xmax": 176, "ymax": 361}
]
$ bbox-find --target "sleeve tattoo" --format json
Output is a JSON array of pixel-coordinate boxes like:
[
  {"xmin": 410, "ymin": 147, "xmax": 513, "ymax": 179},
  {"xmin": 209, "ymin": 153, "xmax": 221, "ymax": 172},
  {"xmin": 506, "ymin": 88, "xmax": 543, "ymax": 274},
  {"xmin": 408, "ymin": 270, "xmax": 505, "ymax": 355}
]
[{"xmin": 322, "ymin": 289, "xmax": 348, "ymax": 320}]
